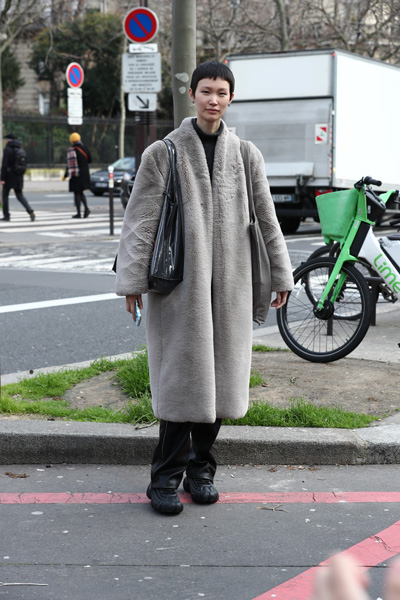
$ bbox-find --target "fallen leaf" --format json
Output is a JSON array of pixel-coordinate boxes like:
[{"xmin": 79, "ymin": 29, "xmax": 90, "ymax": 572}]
[{"xmin": 5, "ymin": 472, "xmax": 29, "ymax": 479}]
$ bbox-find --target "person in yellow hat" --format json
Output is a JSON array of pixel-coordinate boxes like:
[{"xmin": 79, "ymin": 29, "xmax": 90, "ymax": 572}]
[{"xmin": 63, "ymin": 132, "xmax": 92, "ymax": 218}]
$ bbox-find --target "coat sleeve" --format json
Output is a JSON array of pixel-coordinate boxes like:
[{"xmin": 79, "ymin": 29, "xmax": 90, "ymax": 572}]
[
  {"xmin": 115, "ymin": 142, "xmax": 168, "ymax": 296},
  {"xmin": 1, "ymin": 146, "xmax": 10, "ymax": 181},
  {"xmin": 85, "ymin": 145, "xmax": 92, "ymax": 164},
  {"xmin": 248, "ymin": 142, "xmax": 294, "ymax": 292}
]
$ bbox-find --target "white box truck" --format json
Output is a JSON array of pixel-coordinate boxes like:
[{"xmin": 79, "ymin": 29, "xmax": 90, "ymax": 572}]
[{"xmin": 226, "ymin": 49, "xmax": 400, "ymax": 233}]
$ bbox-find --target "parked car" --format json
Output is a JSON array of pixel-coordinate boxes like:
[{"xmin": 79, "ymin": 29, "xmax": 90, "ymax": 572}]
[{"xmin": 90, "ymin": 157, "xmax": 135, "ymax": 208}]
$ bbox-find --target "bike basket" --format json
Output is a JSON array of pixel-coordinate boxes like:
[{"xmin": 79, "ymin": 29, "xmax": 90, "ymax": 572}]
[{"xmin": 316, "ymin": 189, "xmax": 359, "ymax": 244}]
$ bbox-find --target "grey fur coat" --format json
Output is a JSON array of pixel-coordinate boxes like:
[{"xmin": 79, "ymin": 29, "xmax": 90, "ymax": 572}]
[{"xmin": 115, "ymin": 117, "xmax": 293, "ymax": 423}]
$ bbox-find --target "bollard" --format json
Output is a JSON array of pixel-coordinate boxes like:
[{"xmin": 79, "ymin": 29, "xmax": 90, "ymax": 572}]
[{"xmin": 108, "ymin": 165, "xmax": 114, "ymax": 236}]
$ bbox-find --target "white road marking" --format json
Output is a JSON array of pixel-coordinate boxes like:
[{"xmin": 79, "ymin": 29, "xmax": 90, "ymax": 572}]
[{"xmin": 0, "ymin": 293, "xmax": 120, "ymax": 314}]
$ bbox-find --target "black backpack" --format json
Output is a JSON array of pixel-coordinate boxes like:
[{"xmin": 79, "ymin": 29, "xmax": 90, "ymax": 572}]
[{"xmin": 14, "ymin": 146, "xmax": 27, "ymax": 175}]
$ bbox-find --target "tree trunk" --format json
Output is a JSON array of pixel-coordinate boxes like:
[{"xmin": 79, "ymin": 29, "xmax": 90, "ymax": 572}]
[
  {"xmin": 274, "ymin": 0, "xmax": 289, "ymax": 51},
  {"xmin": 171, "ymin": 0, "xmax": 197, "ymax": 128}
]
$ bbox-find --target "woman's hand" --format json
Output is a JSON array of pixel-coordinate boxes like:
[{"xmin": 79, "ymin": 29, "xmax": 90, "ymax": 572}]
[
  {"xmin": 126, "ymin": 294, "xmax": 143, "ymax": 323},
  {"xmin": 271, "ymin": 291, "xmax": 288, "ymax": 310}
]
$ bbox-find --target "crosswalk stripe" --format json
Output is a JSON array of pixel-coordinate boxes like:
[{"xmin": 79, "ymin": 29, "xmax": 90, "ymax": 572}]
[
  {"xmin": 1, "ymin": 219, "xmax": 122, "ymax": 233},
  {"xmin": 0, "ymin": 209, "xmax": 121, "ymax": 271}
]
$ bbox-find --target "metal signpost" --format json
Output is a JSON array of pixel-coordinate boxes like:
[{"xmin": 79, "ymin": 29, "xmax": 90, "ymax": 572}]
[
  {"xmin": 66, "ymin": 63, "xmax": 84, "ymax": 126},
  {"xmin": 122, "ymin": 7, "xmax": 161, "ymax": 177},
  {"xmin": 108, "ymin": 166, "xmax": 114, "ymax": 236}
]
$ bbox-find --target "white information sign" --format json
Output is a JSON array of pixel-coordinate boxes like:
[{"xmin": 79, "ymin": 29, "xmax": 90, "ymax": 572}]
[
  {"xmin": 122, "ymin": 53, "xmax": 161, "ymax": 93},
  {"xmin": 129, "ymin": 43, "xmax": 158, "ymax": 54},
  {"xmin": 128, "ymin": 93, "xmax": 157, "ymax": 112},
  {"xmin": 67, "ymin": 88, "xmax": 83, "ymax": 125}
]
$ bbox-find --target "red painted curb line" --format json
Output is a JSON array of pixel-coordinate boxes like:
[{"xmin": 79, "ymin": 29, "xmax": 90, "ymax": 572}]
[
  {"xmin": 252, "ymin": 520, "xmax": 400, "ymax": 600},
  {"xmin": 1, "ymin": 491, "xmax": 400, "ymax": 505}
]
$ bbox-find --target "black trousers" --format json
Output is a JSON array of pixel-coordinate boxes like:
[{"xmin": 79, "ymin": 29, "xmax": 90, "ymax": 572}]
[
  {"xmin": 73, "ymin": 191, "xmax": 88, "ymax": 215},
  {"xmin": 2, "ymin": 185, "xmax": 33, "ymax": 219},
  {"xmin": 151, "ymin": 419, "xmax": 222, "ymax": 489}
]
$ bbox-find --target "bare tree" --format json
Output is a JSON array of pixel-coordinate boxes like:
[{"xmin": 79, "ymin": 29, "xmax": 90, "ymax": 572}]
[
  {"xmin": 0, "ymin": 0, "xmax": 52, "ymax": 142},
  {"xmin": 196, "ymin": 0, "xmax": 312, "ymax": 60},
  {"xmin": 302, "ymin": 0, "xmax": 400, "ymax": 62}
]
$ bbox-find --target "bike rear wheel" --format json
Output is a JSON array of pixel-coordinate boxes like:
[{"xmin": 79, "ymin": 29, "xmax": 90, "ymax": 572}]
[{"xmin": 277, "ymin": 257, "xmax": 372, "ymax": 362}]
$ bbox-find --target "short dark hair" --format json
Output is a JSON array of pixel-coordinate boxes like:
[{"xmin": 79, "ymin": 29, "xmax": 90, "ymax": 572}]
[
  {"xmin": 190, "ymin": 61, "xmax": 235, "ymax": 98},
  {"xmin": 5, "ymin": 133, "xmax": 16, "ymax": 140}
]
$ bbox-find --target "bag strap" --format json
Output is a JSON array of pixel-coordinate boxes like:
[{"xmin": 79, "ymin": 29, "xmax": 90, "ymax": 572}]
[
  {"xmin": 162, "ymin": 139, "xmax": 174, "ymax": 200},
  {"xmin": 239, "ymin": 140, "xmax": 256, "ymax": 224},
  {"xmin": 74, "ymin": 145, "xmax": 89, "ymax": 161},
  {"xmin": 163, "ymin": 138, "xmax": 184, "ymax": 230}
]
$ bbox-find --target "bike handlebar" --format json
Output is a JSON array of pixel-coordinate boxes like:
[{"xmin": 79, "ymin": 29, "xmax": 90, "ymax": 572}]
[{"xmin": 363, "ymin": 176, "xmax": 382, "ymax": 187}]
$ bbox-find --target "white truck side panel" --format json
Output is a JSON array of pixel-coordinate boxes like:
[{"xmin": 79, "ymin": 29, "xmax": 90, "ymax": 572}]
[
  {"xmin": 334, "ymin": 52, "xmax": 400, "ymax": 189},
  {"xmin": 225, "ymin": 98, "xmax": 332, "ymax": 187},
  {"xmin": 229, "ymin": 53, "xmax": 332, "ymax": 100}
]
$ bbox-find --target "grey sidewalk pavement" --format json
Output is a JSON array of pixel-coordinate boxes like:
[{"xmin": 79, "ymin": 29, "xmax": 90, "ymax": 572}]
[
  {"xmin": 23, "ymin": 178, "xmax": 68, "ymax": 193},
  {"xmin": 1, "ymin": 303, "xmax": 400, "ymax": 466}
]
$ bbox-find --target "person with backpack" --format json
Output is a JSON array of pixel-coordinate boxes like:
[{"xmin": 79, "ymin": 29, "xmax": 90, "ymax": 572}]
[
  {"xmin": 63, "ymin": 132, "xmax": 92, "ymax": 218},
  {"xmin": 1, "ymin": 133, "xmax": 35, "ymax": 222}
]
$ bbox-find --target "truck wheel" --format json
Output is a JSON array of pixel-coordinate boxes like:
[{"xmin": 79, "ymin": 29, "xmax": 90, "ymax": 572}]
[{"xmin": 279, "ymin": 216, "xmax": 301, "ymax": 234}]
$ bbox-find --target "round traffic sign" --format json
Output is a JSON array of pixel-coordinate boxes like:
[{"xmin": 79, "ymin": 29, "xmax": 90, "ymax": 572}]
[
  {"xmin": 123, "ymin": 8, "xmax": 159, "ymax": 43},
  {"xmin": 66, "ymin": 63, "xmax": 84, "ymax": 88}
]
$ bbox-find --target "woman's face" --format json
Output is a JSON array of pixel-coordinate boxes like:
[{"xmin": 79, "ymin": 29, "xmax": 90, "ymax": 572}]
[{"xmin": 189, "ymin": 77, "xmax": 233, "ymax": 133}]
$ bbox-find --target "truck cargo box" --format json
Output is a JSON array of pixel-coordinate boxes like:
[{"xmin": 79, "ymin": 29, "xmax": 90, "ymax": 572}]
[{"xmin": 226, "ymin": 49, "xmax": 400, "ymax": 232}]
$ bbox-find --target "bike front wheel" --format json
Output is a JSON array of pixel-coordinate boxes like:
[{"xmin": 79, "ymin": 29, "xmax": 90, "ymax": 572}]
[{"xmin": 277, "ymin": 257, "xmax": 372, "ymax": 362}]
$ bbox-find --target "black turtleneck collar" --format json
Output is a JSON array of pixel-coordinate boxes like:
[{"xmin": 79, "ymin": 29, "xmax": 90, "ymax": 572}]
[{"xmin": 192, "ymin": 118, "xmax": 223, "ymax": 180}]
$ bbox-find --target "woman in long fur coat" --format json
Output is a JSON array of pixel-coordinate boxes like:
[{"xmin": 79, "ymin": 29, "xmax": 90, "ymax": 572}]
[{"xmin": 115, "ymin": 61, "xmax": 294, "ymax": 515}]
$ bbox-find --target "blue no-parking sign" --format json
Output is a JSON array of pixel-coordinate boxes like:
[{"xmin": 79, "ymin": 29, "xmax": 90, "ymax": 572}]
[
  {"xmin": 66, "ymin": 63, "xmax": 84, "ymax": 88},
  {"xmin": 123, "ymin": 8, "xmax": 159, "ymax": 44}
]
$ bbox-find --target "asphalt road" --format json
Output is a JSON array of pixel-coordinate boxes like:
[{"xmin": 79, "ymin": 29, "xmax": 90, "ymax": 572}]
[
  {"xmin": 0, "ymin": 269, "xmax": 147, "ymax": 375},
  {"xmin": 1, "ymin": 187, "xmax": 397, "ymax": 376},
  {"xmin": 1, "ymin": 463, "xmax": 399, "ymax": 599},
  {"xmin": 0, "ymin": 189, "xmax": 301, "ymax": 376}
]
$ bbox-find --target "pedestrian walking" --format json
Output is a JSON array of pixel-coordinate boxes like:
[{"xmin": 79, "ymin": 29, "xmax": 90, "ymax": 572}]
[
  {"xmin": 115, "ymin": 61, "xmax": 294, "ymax": 515},
  {"xmin": 1, "ymin": 133, "xmax": 35, "ymax": 222},
  {"xmin": 63, "ymin": 132, "xmax": 92, "ymax": 218}
]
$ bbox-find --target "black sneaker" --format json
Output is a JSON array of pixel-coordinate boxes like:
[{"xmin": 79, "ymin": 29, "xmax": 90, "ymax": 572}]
[
  {"xmin": 83, "ymin": 208, "xmax": 91, "ymax": 218},
  {"xmin": 0, "ymin": 217, "xmax": 10, "ymax": 222},
  {"xmin": 183, "ymin": 477, "xmax": 219, "ymax": 504},
  {"xmin": 29, "ymin": 212, "xmax": 35, "ymax": 222},
  {"xmin": 146, "ymin": 483, "xmax": 183, "ymax": 514},
  {"xmin": 72, "ymin": 214, "xmax": 81, "ymax": 219}
]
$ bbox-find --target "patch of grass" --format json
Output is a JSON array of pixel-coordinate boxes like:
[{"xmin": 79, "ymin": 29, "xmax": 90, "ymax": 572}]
[
  {"xmin": 223, "ymin": 398, "xmax": 377, "ymax": 429},
  {"xmin": 249, "ymin": 369, "xmax": 264, "ymax": 388},
  {"xmin": 0, "ymin": 393, "xmax": 155, "ymax": 424},
  {"xmin": 0, "ymin": 353, "xmax": 379, "ymax": 428},
  {"xmin": 0, "ymin": 350, "xmax": 154, "ymax": 424},
  {"xmin": 252, "ymin": 344, "xmax": 287, "ymax": 352},
  {"xmin": 2, "ymin": 356, "xmax": 137, "ymax": 401},
  {"xmin": 114, "ymin": 349, "xmax": 150, "ymax": 398}
]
